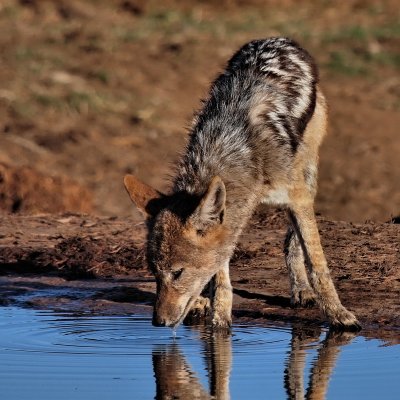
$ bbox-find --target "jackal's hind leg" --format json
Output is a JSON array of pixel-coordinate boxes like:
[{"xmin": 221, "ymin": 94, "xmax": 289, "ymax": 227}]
[
  {"xmin": 285, "ymin": 226, "xmax": 316, "ymax": 308},
  {"xmin": 288, "ymin": 200, "xmax": 360, "ymax": 330}
]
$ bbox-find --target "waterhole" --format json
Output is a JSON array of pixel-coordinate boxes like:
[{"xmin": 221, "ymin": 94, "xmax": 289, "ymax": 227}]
[{"xmin": 0, "ymin": 307, "xmax": 398, "ymax": 399}]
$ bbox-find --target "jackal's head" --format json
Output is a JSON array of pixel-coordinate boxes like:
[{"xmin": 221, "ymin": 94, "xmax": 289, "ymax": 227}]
[{"xmin": 124, "ymin": 175, "xmax": 229, "ymax": 327}]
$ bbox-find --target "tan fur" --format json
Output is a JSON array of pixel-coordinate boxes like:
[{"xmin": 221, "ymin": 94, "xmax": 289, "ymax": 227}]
[
  {"xmin": 183, "ymin": 223, "xmax": 230, "ymax": 249},
  {"xmin": 123, "ymin": 175, "xmax": 161, "ymax": 216},
  {"xmin": 124, "ymin": 88, "xmax": 359, "ymax": 331},
  {"xmin": 281, "ymin": 90, "xmax": 359, "ymax": 326}
]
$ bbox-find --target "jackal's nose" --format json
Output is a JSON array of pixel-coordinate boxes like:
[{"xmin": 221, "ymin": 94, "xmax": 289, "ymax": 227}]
[{"xmin": 152, "ymin": 314, "xmax": 167, "ymax": 327}]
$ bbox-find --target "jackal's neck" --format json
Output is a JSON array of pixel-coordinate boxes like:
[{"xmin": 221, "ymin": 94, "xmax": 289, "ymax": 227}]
[{"xmin": 173, "ymin": 143, "xmax": 261, "ymax": 237}]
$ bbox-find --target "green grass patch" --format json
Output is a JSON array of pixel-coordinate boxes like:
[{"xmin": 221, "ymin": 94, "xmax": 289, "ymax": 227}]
[
  {"xmin": 322, "ymin": 21, "xmax": 400, "ymax": 76},
  {"xmin": 326, "ymin": 51, "xmax": 367, "ymax": 76},
  {"xmin": 34, "ymin": 94, "xmax": 63, "ymax": 109},
  {"xmin": 89, "ymin": 70, "xmax": 110, "ymax": 84},
  {"xmin": 365, "ymin": 51, "xmax": 400, "ymax": 67},
  {"xmin": 322, "ymin": 21, "xmax": 400, "ymax": 44},
  {"xmin": 66, "ymin": 91, "xmax": 99, "ymax": 113},
  {"xmin": 0, "ymin": 5, "xmax": 20, "ymax": 19},
  {"xmin": 112, "ymin": 8, "xmax": 274, "ymax": 42},
  {"xmin": 31, "ymin": 91, "xmax": 108, "ymax": 114},
  {"xmin": 15, "ymin": 47, "xmax": 41, "ymax": 61}
]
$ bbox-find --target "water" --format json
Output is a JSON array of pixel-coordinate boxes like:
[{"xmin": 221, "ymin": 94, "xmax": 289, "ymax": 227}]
[{"xmin": 0, "ymin": 307, "xmax": 399, "ymax": 400}]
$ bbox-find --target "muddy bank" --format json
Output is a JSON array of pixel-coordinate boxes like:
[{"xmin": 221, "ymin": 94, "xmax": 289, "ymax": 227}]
[{"xmin": 0, "ymin": 212, "xmax": 399, "ymax": 341}]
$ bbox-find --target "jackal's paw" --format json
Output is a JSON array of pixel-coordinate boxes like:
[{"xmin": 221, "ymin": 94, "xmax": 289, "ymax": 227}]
[
  {"xmin": 291, "ymin": 286, "xmax": 316, "ymax": 308},
  {"xmin": 328, "ymin": 306, "xmax": 361, "ymax": 332},
  {"xmin": 212, "ymin": 311, "xmax": 232, "ymax": 331},
  {"xmin": 184, "ymin": 296, "xmax": 211, "ymax": 325}
]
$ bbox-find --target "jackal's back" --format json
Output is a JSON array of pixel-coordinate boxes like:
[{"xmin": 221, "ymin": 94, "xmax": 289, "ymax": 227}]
[
  {"xmin": 227, "ymin": 37, "xmax": 318, "ymax": 143},
  {"xmin": 175, "ymin": 38, "xmax": 319, "ymax": 195}
]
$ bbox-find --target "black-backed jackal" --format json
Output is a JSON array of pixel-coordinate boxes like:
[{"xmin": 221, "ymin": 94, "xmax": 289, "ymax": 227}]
[{"xmin": 124, "ymin": 37, "xmax": 360, "ymax": 331}]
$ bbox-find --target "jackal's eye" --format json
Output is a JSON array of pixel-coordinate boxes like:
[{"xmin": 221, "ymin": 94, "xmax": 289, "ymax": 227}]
[{"xmin": 172, "ymin": 268, "xmax": 184, "ymax": 280}]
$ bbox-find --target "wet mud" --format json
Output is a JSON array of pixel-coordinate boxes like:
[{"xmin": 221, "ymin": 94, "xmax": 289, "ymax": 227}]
[{"xmin": 0, "ymin": 211, "xmax": 398, "ymax": 342}]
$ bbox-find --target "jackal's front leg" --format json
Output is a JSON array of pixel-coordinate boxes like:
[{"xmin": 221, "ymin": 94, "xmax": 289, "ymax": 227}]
[
  {"xmin": 211, "ymin": 265, "xmax": 233, "ymax": 329},
  {"xmin": 185, "ymin": 268, "xmax": 232, "ymax": 328},
  {"xmin": 184, "ymin": 295, "xmax": 211, "ymax": 325},
  {"xmin": 288, "ymin": 201, "xmax": 360, "ymax": 330}
]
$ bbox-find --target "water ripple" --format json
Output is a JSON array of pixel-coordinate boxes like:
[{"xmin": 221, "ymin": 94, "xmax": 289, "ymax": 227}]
[{"xmin": 0, "ymin": 307, "xmax": 398, "ymax": 400}]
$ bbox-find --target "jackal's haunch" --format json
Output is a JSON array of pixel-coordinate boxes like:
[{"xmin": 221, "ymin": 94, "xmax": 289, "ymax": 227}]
[{"xmin": 124, "ymin": 37, "xmax": 360, "ymax": 331}]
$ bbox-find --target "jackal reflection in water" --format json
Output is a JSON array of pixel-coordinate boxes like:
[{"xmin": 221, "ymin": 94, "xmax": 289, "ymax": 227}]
[{"xmin": 152, "ymin": 327, "xmax": 355, "ymax": 400}]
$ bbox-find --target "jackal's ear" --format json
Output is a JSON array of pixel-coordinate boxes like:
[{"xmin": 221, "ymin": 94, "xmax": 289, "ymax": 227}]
[
  {"xmin": 195, "ymin": 176, "xmax": 226, "ymax": 226},
  {"xmin": 124, "ymin": 174, "xmax": 165, "ymax": 217}
]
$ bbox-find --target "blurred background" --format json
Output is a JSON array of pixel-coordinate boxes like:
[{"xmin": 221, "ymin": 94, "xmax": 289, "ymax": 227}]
[{"xmin": 0, "ymin": 0, "xmax": 398, "ymax": 222}]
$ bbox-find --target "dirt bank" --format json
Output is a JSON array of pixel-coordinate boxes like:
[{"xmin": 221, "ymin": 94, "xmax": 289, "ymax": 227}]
[
  {"xmin": 0, "ymin": 212, "xmax": 398, "ymax": 342},
  {"xmin": 0, "ymin": 162, "xmax": 92, "ymax": 214}
]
